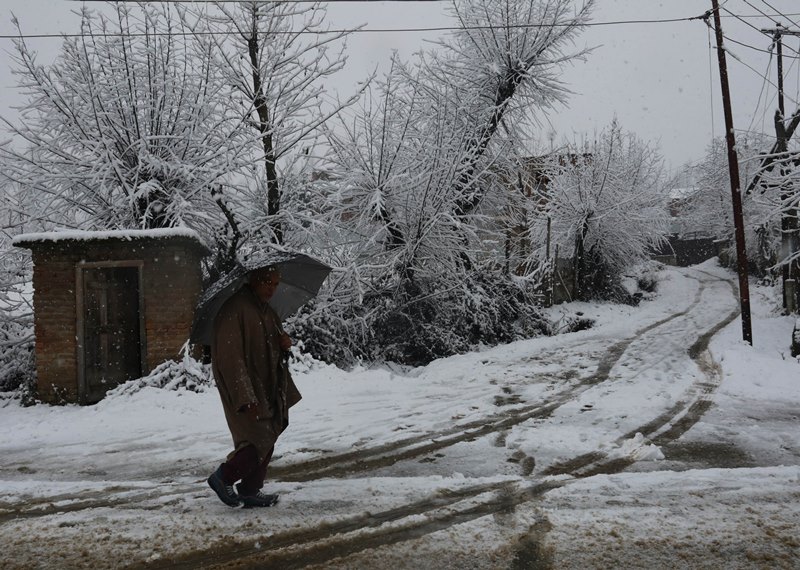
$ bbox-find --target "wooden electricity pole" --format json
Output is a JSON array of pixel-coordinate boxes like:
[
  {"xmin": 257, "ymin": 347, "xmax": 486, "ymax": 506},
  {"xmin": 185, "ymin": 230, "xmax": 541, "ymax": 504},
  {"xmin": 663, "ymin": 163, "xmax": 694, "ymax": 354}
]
[{"xmin": 710, "ymin": 0, "xmax": 753, "ymax": 344}]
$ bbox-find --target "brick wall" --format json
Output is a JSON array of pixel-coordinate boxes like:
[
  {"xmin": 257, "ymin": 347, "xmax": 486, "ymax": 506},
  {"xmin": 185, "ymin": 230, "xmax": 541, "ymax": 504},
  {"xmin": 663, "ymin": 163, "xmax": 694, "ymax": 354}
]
[
  {"xmin": 140, "ymin": 242, "xmax": 205, "ymax": 371},
  {"xmin": 21, "ymin": 236, "xmax": 207, "ymax": 404},
  {"xmin": 30, "ymin": 253, "xmax": 79, "ymax": 403}
]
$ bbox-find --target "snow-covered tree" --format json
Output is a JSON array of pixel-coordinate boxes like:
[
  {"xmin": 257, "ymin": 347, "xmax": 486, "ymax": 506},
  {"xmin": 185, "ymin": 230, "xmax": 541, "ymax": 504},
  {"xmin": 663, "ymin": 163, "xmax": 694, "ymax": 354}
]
[
  {"xmin": 539, "ymin": 120, "xmax": 669, "ymax": 300},
  {"xmin": 0, "ymin": 3, "xmax": 242, "ymax": 233},
  {"xmin": 690, "ymin": 133, "xmax": 781, "ymax": 276},
  {"xmin": 299, "ymin": 0, "xmax": 594, "ymax": 364},
  {"xmin": 742, "ymin": 117, "xmax": 800, "ymax": 297},
  {"xmin": 436, "ymin": 0, "xmax": 594, "ymax": 224},
  {"xmin": 0, "ymin": 177, "xmax": 41, "ymax": 396},
  {"xmin": 196, "ymin": 1, "xmax": 356, "ymax": 246}
]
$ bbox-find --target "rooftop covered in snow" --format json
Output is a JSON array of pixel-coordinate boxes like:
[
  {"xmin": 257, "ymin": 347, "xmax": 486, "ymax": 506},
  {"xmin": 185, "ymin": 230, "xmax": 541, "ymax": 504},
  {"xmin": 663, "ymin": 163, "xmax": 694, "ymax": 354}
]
[{"xmin": 12, "ymin": 227, "xmax": 206, "ymax": 249}]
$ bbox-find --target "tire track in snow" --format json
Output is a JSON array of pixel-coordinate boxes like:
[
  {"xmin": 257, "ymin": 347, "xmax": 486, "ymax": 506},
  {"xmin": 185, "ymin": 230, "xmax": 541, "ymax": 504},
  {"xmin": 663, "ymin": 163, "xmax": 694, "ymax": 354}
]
[
  {"xmin": 269, "ymin": 272, "xmax": 709, "ymax": 483},
  {"xmin": 544, "ymin": 269, "xmax": 739, "ymax": 478},
  {"xmin": 0, "ymin": 483, "xmax": 207, "ymax": 525}
]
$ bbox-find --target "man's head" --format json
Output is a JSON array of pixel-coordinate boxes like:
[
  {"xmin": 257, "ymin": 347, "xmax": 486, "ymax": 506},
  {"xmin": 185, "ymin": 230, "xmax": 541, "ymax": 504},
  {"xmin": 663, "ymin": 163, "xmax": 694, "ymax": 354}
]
[{"xmin": 249, "ymin": 266, "xmax": 281, "ymax": 302}]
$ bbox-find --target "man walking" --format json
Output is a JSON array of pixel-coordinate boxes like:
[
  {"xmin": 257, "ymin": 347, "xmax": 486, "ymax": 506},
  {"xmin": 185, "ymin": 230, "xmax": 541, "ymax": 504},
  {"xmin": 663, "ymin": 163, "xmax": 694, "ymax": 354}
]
[{"xmin": 207, "ymin": 266, "xmax": 302, "ymax": 507}]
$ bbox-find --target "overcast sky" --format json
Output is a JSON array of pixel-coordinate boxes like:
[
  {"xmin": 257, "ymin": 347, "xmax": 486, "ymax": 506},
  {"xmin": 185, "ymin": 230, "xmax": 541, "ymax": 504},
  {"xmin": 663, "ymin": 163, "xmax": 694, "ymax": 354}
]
[{"xmin": 2, "ymin": 0, "xmax": 800, "ymax": 173}]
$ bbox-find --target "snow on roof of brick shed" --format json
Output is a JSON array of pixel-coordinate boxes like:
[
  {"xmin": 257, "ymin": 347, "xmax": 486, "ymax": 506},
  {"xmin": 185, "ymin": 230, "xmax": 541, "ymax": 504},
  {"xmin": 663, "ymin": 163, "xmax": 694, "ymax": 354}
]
[{"xmin": 12, "ymin": 227, "xmax": 208, "ymax": 251}]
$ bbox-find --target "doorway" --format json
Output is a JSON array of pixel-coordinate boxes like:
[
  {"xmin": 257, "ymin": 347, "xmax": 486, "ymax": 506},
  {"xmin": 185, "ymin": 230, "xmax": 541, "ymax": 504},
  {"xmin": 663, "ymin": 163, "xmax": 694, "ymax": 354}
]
[{"xmin": 78, "ymin": 264, "xmax": 144, "ymax": 404}]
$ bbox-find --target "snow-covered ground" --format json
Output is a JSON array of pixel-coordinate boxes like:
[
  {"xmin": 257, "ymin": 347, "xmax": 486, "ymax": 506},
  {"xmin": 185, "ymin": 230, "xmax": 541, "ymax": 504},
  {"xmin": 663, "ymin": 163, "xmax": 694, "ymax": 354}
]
[{"xmin": 0, "ymin": 261, "xmax": 798, "ymax": 569}]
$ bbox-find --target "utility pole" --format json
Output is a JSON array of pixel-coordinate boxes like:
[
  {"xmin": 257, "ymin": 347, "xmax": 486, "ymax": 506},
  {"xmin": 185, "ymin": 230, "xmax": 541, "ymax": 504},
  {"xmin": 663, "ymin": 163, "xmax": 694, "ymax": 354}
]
[
  {"xmin": 761, "ymin": 24, "xmax": 800, "ymax": 313},
  {"xmin": 709, "ymin": 0, "xmax": 753, "ymax": 344}
]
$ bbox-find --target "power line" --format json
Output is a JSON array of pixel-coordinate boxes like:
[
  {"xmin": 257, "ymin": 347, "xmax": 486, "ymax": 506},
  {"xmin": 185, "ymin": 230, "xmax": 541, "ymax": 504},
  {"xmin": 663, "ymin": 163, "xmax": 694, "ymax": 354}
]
[
  {"xmin": 0, "ymin": 5, "xmax": 796, "ymax": 41},
  {"xmin": 742, "ymin": 0, "xmax": 783, "ymax": 26},
  {"xmin": 760, "ymin": 0, "xmax": 800, "ymax": 31},
  {"xmin": 0, "ymin": 14, "xmax": 712, "ymax": 40},
  {"xmin": 746, "ymin": 46, "xmax": 773, "ymax": 133},
  {"xmin": 723, "ymin": 37, "xmax": 800, "ymax": 107},
  {"xmin": 721, "ymin": 5, "xmax": 800, "ymax": 57},
  {"xmin": 59, "ymin": 0, "xmax": 800, "ymax": 16},
  {"xmin": 720, "ymin": 31, "xmax": 800, "ymax": 58}
]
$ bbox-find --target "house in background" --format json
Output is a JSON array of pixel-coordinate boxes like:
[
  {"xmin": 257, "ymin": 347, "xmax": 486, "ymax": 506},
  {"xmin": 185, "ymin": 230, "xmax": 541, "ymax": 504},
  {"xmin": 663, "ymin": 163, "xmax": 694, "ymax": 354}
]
[
  {"xmin": 13, "ymin": 229, "xmax": 209, "ymax": 404},
  {"xmin": 486, "ymin": 153, "xmax": 593, "ymax": 305},
  {"xmin": 653, "ymin": 186, "xmax": 719, "ymax": 267}
]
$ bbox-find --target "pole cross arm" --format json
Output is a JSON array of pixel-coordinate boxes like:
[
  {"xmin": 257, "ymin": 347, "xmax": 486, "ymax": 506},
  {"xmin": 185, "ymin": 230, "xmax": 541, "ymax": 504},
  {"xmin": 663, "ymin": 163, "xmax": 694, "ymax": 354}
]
[{"xmin": 760, "ymin": 29, "xmax": 800, "ymax": 37}]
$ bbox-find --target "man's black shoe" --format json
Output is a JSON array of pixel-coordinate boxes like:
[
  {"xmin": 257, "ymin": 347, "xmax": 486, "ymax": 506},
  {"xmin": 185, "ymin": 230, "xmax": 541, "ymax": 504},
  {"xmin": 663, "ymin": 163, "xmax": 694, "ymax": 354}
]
[
  {"xmin": 236, "ymin": 487, "xmax": 279, "ymax": 508},
  {"xmin": 207, "ymin": 466, "xmax": 240, "ymax": 507}
]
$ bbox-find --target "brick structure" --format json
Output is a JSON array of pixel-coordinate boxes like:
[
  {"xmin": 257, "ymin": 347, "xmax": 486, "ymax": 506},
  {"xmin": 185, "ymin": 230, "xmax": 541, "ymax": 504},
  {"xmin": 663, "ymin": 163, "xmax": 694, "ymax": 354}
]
[{"xmin": 13, "ymin": 229, "xmax": 209, "ymax": 404}]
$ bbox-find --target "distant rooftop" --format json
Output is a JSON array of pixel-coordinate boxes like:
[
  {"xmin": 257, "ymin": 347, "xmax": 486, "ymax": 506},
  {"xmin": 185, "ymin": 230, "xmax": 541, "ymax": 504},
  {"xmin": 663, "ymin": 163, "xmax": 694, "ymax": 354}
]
[{"xmin": 669, "ymin": 186, "xmax": 697, "ymax": 200}]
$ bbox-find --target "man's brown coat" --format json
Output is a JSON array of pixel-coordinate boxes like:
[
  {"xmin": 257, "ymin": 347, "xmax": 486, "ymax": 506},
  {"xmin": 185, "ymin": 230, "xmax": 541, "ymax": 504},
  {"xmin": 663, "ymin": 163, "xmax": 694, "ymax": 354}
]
[{"xmin": 211, "ymin": 285, "xmax": 302, "ymax": 461}]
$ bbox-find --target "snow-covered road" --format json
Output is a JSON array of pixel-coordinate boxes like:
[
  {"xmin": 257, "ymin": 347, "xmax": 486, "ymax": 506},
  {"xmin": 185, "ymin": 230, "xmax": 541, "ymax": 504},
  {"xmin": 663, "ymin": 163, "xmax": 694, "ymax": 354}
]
[{"xmin": 1, "ymin": 262, "xmax": 798, "ymax": 569}]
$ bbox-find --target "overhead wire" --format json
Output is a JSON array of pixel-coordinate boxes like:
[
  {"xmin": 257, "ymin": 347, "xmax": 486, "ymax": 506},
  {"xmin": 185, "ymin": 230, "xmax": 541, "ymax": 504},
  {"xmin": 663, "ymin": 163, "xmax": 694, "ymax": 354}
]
[
  {"xmin": 703, "ymin": 0, "xmax": 733, "ymax": 143},
  {"xmin": 741, "ymin": 0, "xmax": 783, "ymax": 26},
  {"xmin": 729, "ymin": 1, "xmax": 800, "ymax": 129},
  {"xmin": 61, "ymin": 0, "xmax": 800, "ymax": 15},
  {"xmin": 0, "ymin": 12, "xmax": 716, "ymax": 41},
  {"xmin": 757, "ymin": 0, "xmax": 800, "ymax": 136},
  {"xmin": 721, "ymin": 32, "xmax": 800, "ymax": 108},
  {"xmin": 719, "ymin": 31, "xmax": 800, "ymax": 58},
  {"xmin": 0, "ymin": 4, "xmax": 794, "ymax": 40},
  {"xmin": 760, "ymin": 0, "xmax": 800, "ymax": 31},
  {"xmin": 745, "ymin": 44, "xmax": 773, "ymax": 134},
  {"xmin": 721, "ymin": 5, "xmax": 800, "ymax": 58},
  {"xmin": 71, "ymin": 0, "xmax": 451, "ymax": 3}
]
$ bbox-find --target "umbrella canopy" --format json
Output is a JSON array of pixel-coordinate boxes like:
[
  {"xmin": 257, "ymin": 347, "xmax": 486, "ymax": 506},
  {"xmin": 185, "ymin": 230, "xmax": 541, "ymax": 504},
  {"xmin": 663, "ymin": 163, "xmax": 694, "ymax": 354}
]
[{"xmin": 190, "ymin": 250, "xmax": 332, "ymax": 346}]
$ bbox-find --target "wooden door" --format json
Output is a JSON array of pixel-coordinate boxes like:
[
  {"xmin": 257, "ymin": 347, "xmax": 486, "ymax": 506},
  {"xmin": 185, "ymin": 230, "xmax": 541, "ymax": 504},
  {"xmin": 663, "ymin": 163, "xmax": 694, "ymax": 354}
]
[{"xmin": 82, "ymin": 266, "xmax": 142, "ymax": 403}]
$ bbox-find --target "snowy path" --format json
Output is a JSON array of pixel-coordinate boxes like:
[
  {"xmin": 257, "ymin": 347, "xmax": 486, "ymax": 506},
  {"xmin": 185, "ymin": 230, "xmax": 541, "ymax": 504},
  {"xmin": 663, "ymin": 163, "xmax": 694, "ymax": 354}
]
[{"xmin": 1, "ymin": 263, "xmax": 798, "ymax": 569}]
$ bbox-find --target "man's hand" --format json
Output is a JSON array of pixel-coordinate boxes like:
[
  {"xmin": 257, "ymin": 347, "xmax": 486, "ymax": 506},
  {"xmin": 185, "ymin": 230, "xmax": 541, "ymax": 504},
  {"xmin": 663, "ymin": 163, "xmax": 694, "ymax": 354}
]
[{"xmin": 279, "ymin": 332, "xmax": 292, "ymax": 352}]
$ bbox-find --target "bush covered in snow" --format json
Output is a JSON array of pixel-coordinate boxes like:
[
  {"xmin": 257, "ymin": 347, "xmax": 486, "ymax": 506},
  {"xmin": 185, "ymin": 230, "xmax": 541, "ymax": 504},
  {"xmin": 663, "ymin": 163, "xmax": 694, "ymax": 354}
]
[
  {"xmin": 291, "ymin": 272, "xmax": 550, "ymax": 367},
  {"xmin": 0, "ymin": 319, "xmax": 35, "ymax": 398},
  {"xmin": 580, "ymin": 260, "xmax": 661, "ymax": 306},
  {"xmin": 107, "ymin": 353, "xmax": 213, "ymax": 397}
]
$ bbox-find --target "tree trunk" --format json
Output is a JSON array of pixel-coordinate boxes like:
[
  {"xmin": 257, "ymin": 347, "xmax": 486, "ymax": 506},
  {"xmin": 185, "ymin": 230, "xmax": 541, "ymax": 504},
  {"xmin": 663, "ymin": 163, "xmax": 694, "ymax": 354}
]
[
  {"xmin": 453, "ymin": 71, "xmax": 522, "ymax": 219},
  {"xmin": 247, "ymin": 33, "xmax": 282, "ymax": 244},
  {"xmin": 573, "ymin": 216, "xmax": 590, "ymax": 300}
]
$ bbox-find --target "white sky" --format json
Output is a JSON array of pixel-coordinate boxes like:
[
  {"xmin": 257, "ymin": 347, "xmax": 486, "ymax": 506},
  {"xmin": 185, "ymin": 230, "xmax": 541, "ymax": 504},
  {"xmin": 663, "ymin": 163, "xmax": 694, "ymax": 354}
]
[{"xmin": 1, "ymin": 0, "xmax": 800, "ymax": 172}]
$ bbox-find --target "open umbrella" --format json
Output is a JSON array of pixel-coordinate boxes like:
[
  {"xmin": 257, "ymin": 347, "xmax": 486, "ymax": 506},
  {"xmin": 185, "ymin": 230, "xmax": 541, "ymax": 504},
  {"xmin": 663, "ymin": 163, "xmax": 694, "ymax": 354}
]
[{"xmin": 190, "ymin": 250, "xmax": 332, "ymax": 346}]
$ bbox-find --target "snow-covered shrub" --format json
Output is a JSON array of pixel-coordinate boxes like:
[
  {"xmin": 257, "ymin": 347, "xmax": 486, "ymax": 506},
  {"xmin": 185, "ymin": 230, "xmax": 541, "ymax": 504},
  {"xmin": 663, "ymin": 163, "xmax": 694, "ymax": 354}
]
[
  {"xmin": 563, "ymin": 315, "xmax": 595, "ymax": 333},
  {"xmin": 107, "ymin": 352, "xmax": 213, "ymax": 397},
  {"xmin": 292, "ymin": 271, "xmax": 549, "ymax": 367},
  {"xmin": 637, "ymin": 273, "xmax": 658, "ymax": 294},
  {"xmin": 0, "ymin": 319, "xmax": 35, "ymax": 394}
]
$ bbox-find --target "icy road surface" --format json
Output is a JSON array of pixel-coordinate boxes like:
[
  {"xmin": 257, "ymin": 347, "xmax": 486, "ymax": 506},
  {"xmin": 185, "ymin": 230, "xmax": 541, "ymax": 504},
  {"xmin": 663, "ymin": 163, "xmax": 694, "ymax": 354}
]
[{"xmin": 1, "ymin": 261, "xmax": 798, "ymax": 569}]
